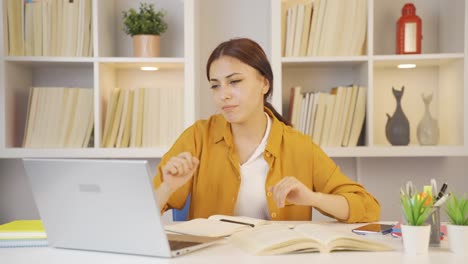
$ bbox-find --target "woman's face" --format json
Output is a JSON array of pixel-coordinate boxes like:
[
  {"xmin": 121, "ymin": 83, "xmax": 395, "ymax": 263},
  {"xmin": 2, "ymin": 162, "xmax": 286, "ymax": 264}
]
[{"xmin": 209, "ymin": 56, "xmax": 269, "ymax": 124}]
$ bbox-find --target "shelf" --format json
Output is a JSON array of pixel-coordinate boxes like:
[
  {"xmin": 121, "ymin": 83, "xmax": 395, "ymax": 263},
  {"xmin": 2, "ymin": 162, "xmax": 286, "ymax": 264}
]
[
  {"xmin": 323, "ymin": 146, "xmax": 468, "ymax": 157},
  {"xmin": 373, "ymin": 53, "xmax": 464, "ymax": 68},
  {"xmin": 2, "ymin": 145, "xmax": 465, "ymax": 159},
  {"xmin": 0, "ymin": 148, "xmax": 169, "ymax": 159},
  {"xmin": 98, "ymin": 57, "xmax": 184, "ymax": 64},
  {"xmin": 98, "ymin": 57, "xmax": 184, "ymax": 70},
  {"xmin": 282, "ymin": 56, "xmax": 368, "ymax": 67},
  {"xmin": 5, "ymin": 56, "xmax": 95, "ymax": 63}
]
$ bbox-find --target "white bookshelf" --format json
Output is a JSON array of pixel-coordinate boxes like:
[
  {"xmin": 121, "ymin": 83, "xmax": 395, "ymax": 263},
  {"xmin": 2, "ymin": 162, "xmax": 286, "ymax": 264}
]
[
  {"xmin": 0, "ymin": 0, "xmax": 194, "ymax": 158},
  {"xmin": 0, "ymin": 0, "xmax": 467, "ymax": 158},
  {"xmin": 277, "ymin": 0, "xmax": 468, "ymax": 156}
]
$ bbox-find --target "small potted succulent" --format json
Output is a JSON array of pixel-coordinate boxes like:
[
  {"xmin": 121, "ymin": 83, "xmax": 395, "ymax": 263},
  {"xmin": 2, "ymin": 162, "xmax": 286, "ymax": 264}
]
[
  {"xmin": 400, "ymin": 187, "xmax": 433, "ymax": 254},
  {"xmin": 444, "ymin": 193, "xmax": 468, "ymax": 254},
  {"xmin": 122, "ymin": 3, "xmax": 168, "ymax": 57}
]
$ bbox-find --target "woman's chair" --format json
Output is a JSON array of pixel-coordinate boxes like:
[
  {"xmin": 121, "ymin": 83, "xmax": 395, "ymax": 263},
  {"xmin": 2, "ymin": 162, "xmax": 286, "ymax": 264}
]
[{"xmin": 172, "ymin": 194, "xmax": 191, "ymax": 221}]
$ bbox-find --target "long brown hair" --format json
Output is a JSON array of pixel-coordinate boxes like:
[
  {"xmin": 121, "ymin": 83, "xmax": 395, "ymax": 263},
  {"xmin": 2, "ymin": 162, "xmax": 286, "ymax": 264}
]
[{"xmin": 206, "ymin": 38, "xmax": 291, "ymax": 126}]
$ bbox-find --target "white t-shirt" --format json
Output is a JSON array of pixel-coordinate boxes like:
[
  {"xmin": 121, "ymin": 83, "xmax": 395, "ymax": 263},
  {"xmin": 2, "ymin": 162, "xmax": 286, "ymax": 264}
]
[{"xmin": 233, "ymin": 112, "xmax": 272, "ymax": 220}]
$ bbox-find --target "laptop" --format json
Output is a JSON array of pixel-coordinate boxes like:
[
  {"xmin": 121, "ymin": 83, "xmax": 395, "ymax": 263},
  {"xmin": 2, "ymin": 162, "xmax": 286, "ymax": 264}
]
[{"xmin": 23, "ymin": 158, "xmax": 222, "ymax": 257}]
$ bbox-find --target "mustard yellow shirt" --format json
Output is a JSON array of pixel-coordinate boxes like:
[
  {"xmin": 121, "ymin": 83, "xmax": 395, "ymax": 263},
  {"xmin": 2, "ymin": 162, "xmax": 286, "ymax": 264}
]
[{"xmin": 153, "ymin": 108, "xmax": 380, "ymax": 223}]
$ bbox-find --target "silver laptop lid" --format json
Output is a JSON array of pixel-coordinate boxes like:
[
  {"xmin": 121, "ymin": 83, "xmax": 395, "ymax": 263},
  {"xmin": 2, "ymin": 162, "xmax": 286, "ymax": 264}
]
[{"xmin": 23, "ymin": 158, "xmax": 172, "ymax": 257}]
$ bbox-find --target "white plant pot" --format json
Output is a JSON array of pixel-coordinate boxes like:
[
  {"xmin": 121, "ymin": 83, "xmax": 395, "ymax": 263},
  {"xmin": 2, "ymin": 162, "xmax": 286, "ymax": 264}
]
[
  {"xmin": 401, "ymin": 224, "xmax": 430, "ymax": 254},
  {"xmin": 447, "ymin": 224, "xmax": 468, "ymax": 254}
]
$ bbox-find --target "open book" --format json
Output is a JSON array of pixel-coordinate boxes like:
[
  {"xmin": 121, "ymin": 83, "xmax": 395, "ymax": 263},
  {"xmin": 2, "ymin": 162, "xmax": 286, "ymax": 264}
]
[
  {"xmin": 165, "ymin": 215, "xmax": 269, "ymax": 237},
  {"xmin": 229, "ymin": 223, "xmax": 393, "ymax": 255}
]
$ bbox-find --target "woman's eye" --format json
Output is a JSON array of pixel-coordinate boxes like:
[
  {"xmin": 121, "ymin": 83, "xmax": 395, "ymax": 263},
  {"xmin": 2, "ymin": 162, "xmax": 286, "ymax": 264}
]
[
  {"xmin": 210, "ymin": 84, "xmax": 219, "ymax": 89},
  {"xmin": 230, "ymin": 79, "xmax": 241, "ymax": 84}
]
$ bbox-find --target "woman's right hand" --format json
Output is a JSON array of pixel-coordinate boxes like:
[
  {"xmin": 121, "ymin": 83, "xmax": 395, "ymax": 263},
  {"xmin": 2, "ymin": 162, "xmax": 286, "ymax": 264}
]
[{"xmin": 161, "ymin": 152, "xmax": 199, "ymax": 193}]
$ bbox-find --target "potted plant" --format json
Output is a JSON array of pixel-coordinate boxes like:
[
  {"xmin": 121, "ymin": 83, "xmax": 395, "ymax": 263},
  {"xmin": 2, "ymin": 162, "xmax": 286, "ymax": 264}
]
[
  {"xmin": 400, "ymin": 188, "xmax": 433, "ymax": 254},
  {"xmin": 122, "ymin": 3, "xmax": 168, "ymax": 57},
  {"xmin": 444, "ymin": 193, "xmax": 468, "ymax": 254}
]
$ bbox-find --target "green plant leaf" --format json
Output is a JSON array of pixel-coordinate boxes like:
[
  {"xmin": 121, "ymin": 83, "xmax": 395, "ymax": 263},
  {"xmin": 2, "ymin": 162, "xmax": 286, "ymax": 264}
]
[
  {"xmin": 400, "ymin": 191, "xmax": 433, "ymax": 226},
  {"xmin": 444, "ymin": 193, "xmax": 468, "ymax": 225},
  {"xmin": 122, "ymin": 3, "xmax": 168, "ymax": 36}
]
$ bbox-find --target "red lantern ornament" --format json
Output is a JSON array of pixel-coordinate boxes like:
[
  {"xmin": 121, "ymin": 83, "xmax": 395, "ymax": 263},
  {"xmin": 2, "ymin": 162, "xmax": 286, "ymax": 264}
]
[{"xmin": 396, "ymin": 3, "xmax": 422, "ymax": 54}]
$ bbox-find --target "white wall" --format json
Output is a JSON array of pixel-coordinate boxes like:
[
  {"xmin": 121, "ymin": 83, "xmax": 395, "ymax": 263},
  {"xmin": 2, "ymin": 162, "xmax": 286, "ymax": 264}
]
[{"xmin": 2, "ymin": 157, "xmax": 466, "ymax": 224}]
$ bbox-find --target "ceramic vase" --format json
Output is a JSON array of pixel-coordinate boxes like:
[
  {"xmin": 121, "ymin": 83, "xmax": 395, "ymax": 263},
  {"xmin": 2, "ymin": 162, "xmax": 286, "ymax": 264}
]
[
  {"xmin": 417, "ymin": 92, "xmax": 439, "ymax": 145},
  {"xmin": 385, "ymin": 86, "xmax": 410, "ymax": 145},
  {"xmin": 133, "ymin": 35, "xmax": 160, "ymax": 57},
  {"xmin": 401, "ymin": 224, "xmax": 430, "ymax": 254},
  {"xmin": 447, "ymin": 224, "xmax": 468, "ymax": 254}
]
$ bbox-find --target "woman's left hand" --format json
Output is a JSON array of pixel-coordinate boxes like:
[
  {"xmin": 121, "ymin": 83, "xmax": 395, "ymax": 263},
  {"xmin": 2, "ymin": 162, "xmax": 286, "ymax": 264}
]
[{"xmin": 268, "ymin": 176, "xmax": 314, "ymax": 208}]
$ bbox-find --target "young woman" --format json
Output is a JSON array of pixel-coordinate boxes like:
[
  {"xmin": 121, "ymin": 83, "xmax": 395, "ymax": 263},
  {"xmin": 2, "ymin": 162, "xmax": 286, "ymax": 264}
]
[{"xmin": 153, "ymin": 38, "xmax": 380, "ymax": 222}]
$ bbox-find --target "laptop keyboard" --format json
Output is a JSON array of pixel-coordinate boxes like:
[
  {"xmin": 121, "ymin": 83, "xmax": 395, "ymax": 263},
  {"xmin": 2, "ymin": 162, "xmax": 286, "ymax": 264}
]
[{"xmin": 168, "ymin": 240, "xmax": 202, "ymax": 251}]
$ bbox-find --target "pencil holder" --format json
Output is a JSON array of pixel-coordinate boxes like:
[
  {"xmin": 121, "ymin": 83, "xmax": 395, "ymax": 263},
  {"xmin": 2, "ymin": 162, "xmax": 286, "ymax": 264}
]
[{"xmin": 426, "ymin": 206, "xmax": 441, "ymax": 246}]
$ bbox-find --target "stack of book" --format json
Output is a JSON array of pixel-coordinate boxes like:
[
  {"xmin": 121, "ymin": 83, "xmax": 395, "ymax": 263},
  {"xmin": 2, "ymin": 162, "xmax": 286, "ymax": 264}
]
[
  {"xmin": 288, "ymin": 85, "xmax": 366, "ymax": 147},
  {"xmin": 101, "ymin": 87, "xmax": 183, "ymax": 148},
  {"xmin": 5, "ymin": 0, "xmax": 93, "ymax": 56},
  {"xmin": 282, "ymin": 0, "xmax": 367, "ymax": 57},
  {"xmin": 22, "ymin": 87, "xmax": 94, "ymax": 148},
  {"xmin": 0, "ymin": 220, "xmax": 48, "ymax": 248}
]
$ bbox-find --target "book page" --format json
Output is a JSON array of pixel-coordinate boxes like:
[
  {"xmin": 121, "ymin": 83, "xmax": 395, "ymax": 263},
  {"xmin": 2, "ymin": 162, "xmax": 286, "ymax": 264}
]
[
  {"xmin": 229, "ymin": 224, "xmax": 320, "ymax": 255},
  {"xmin": 294, "ymin": 224, "xmax": 393, "ymax": 252},
  {"xmin": 165, "ymin": 218, "xmax": 251, "ymax": 237}
]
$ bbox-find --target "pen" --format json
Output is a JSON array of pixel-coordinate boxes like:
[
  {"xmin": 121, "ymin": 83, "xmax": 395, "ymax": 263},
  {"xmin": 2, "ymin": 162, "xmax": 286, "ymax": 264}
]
[
  {"xmin": 434, "ymin": 193, "xmax": 451, "ymax": 207},
  {"xmin": 435, "ymin": 183, "xmax": 448, "ymax": 201},
  {"xmin": 220, "ymin": 219, "xmax": 255, "ymax": 227}
]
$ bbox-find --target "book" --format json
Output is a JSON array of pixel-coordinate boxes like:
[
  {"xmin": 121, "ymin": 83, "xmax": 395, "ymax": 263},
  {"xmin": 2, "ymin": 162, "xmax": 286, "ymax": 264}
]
[
  {"xmin": 130, "ymin": 88, "xmax": 145, "ymax": 147},
  {"xmin": 0, "ymin": 220, "xmax": 46, "ymax": 240},
  {"xmin": 115, "ymin": 90, "xmax": 130, "ymax": 147},
  {"xmin": 292, "ymin": 4, "xmax": 304, "ymax": 56},
  {"xmin": 347, "ymin": 86, "xmax": 367, "ymax": 147},
  {"xmin": 165, "ymin": 215, "xmax": 269, "ymax": 237},
  {"xmin": 319, "ymin": 93, "xmax": 336, "ymax": 146},
  {"xmin": 119, "ymin": 90, "xmax": 134, "ymax": 148},
  {"xmin": 299, "ymin": 2, "xmax": 313, "ymax": 56},
  {"xmin": 22, "ymin": 87, "xmax": 38, "ymax": 147},
  {"xmin": 229, "ymin": 223, "xmax": 393, "ymax": 255},
  {"xmin": 0, "ymin": 239, "xmax": 48, "ymax": 248},
  {"xmin": 342, "ymin": 85, "xmax": 359, "ymax": 146},
  {"xmin": 311, "ymin": 92, "xmax": 327, "ymax": 144}
]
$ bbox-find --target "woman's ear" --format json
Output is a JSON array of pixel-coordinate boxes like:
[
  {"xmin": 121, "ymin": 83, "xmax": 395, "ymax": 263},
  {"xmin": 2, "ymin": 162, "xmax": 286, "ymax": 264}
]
[{"xmin": 262, "ymin": 77, "xmax": 270, "ymax": 95}]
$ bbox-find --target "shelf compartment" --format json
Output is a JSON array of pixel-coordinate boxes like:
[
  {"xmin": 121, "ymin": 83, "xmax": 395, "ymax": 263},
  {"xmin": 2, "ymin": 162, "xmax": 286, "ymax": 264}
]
[
  {"xmin": 4, "ymin": 61, "xmax": 94, "ymax": 148},
  {"xmin": 98, "ymin": 61, "xmax": 184, "ymax": 149},
  {"xmin": 282, "ymin": 61, "xmax": 368, "ymax": 115},
  {"xmin": 282, "ymin": 61, "xmax": 369, "ymax": 147},
  {"xmin": 97, "ymin": 0, "xmax": 185, "ymax": 58},
  {"xmin": 373, "ymin": 57, "xmax": 464, "ymax": 147},
  {"xmin": 374, "ymin": 0, "xmax": 465, "ymax": 55}
]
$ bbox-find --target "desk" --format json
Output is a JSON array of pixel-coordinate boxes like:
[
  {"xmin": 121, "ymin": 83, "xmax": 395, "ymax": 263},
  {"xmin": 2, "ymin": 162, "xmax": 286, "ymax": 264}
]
[{"xmin": 1, "ymin": 223, "xmax": 465, "ymax": 264}]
